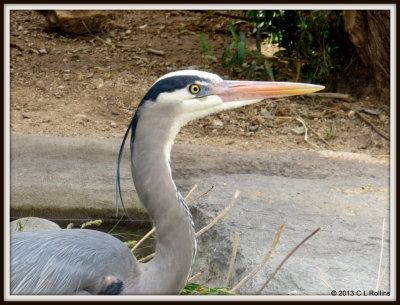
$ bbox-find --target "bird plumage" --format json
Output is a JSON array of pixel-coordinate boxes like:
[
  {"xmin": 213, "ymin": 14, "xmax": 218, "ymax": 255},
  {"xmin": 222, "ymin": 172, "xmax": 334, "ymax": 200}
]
[
  {"xmin": 11, "ymin": 229, "xmax": 138, "ymax": 294},
  {"xmin": 10, "ymin": 70, "xmax": 324, "ymax": 295}
]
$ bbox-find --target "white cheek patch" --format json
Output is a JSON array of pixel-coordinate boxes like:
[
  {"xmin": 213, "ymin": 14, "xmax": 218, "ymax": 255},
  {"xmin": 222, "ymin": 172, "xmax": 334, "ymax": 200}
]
[
  {"xmin": 156, "ymin": 90, "xmax": 192, "ymax": 104},
  {"xmin": 175, "ymin": 95, "xmax": 223, "ymax": 123},
  {"xmin": 181, "ymin": 95, "xmax": 223, "ymax": 111}
]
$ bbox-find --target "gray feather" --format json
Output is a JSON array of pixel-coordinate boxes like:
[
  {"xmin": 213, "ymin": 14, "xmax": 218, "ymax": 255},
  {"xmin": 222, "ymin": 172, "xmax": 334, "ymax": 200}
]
[{"xmin": 11, "ymin": 229, "xmax": 138, "ymax": 295}]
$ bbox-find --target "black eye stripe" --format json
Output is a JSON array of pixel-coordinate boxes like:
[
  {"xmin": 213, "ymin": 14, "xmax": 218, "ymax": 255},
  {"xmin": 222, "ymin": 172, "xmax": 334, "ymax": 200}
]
[{"xmin": 141, "ymin": 75, "xmax": 204, "ymax": 102}]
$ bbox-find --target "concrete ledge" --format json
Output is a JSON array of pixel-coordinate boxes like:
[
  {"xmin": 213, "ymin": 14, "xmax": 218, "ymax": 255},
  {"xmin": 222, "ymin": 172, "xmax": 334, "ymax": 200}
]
[
  {"xmin": 9, "ymin": 133, "xmax": 390, "ymax": 294},
  {"xmin": 10, "ymin": 133, "xmax": 388, "ymax": 221}
]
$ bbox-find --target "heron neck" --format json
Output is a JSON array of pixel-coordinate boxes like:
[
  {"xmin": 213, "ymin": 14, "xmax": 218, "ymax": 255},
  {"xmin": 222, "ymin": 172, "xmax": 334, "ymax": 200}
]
[{"xmin": 128, "ymin": 113, "xmax": 196, "ymax": 294}]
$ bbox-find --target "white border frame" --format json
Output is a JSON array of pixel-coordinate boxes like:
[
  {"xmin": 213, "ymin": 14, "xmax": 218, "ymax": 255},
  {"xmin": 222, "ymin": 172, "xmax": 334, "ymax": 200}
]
[{"xmin": 4, "ymin": 3, "xmax": 396, "ymax": 301}]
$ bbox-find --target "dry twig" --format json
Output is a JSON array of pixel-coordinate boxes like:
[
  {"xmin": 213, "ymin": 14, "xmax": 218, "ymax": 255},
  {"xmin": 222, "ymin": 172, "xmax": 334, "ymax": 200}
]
[
  {"xmin": 309, "ymin": 92, "xmax": 355, "ymax": 102},
  {"xmin": 342, "ymin": 104, "xmax": 389, "ymax": 141},
  {"xmin": 296, "ymin": 115, "xmax": 336, "ymax": 150},
  {"xmin": 357, "ymin": 112, "xmax": 389, "ymax": 141},
  {"xmin": 231, "ymin": 223, "xmax": 285, "ymax": 293},
  {"xmin": 138, "ymin": 252, "xmax": 154, "ymax": 263},
  {"xmin": 294, "ymin": 117, "xmax": 322, "ymax": 150},
  {"xmin": 195, "ymin": 190, "xmax": 240, "ymax": 238},
  {"xmin": 225, "ymin": 232, "xmax": 241, "ymax": 287},
  {"xmin": 188, "ymin": 272, "xmax": 202, "ymax": 282},
  {"xmin": 184, "ymin": 184, "xmax": 198, "ymax": 202},
  {"xmin": 304, "ymin": 120, "xmax": 336, "ymax": 151},
  {"xmin": 290, "ymin": 107, "xmax": 336, "ymax": 150},
  {"xmin": 321, "ymin": 278, "xmax": 335, "ymax": 291},
  {"xmin": 147, "ymin": 48, "xmax": 165, "ymax": 56},
  {"xmin": 257, "ymin": 116, "xmax": 294, "ymax": 120},
  {"xmin": 115, "ymin": 43, "xmax": 137, "ymax": 49},
  {"xmin": 295, "ymin": 117, "xmax": 309, "ymax": 141},
  {"xmin": 256, "ymin": 227, "xmax": 321, "ymax": 295},
  {"xmin": 187, "ymin": 185, "xmax": 214, "ymax": 205},
  {"xmin": 375, "ymin": 217, "xmax": 386, "ymax": 290},
  {"xmin": 131, "ymin": 227, "xmax": 155, "ymax": 253}
]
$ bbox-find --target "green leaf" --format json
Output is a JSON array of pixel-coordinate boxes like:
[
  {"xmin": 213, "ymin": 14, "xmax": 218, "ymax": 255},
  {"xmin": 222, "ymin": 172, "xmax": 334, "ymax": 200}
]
[
  {"xmin": 237, "ymin": 40, "xmax": 246, "ymax": 67},
  {"xmin": 221, "ymin": 41, "xmax": 237, "ymax": 66},
  {"xmin": 264, "ymin": 59, "xmax": 275, "ymax": 81},
  {"xmin": 202, "ymin": 54, "xmax": 218, "ymax": 62},
  {"xmin": 181, "ymin": 283, "xmax": 235, "ymax": 295},
  {"xmin": 228, "ymin": 22, "xmax": 239, "ymax": 42},
  {"xmin": 239, "ymin": 31, "xmax": 246, "ymax": 43}
]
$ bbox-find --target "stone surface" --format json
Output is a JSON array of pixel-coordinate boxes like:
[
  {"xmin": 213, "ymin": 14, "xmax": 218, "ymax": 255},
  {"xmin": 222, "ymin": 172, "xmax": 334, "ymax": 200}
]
[
  {"xmin": 10, "ymin": 217, "xmax": 61, "ymax": 231},
  {"xmin": 190, "ymin": 173, "xmax": 390, "ymax": 295},
  {"xmin": 8, "ymin": 133, "xmax": 391, "ymax": 295},
  {"xmin": 10, "ymin": 134, "xmax": 388, "ymax": 219},
  {"xmin": 10, "ymin": 134, "xmax": 144, "ymax": 219}
]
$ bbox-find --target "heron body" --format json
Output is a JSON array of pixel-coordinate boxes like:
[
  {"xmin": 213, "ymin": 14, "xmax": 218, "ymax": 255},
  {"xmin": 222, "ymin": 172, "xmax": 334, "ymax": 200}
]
[
  {"xmin": 11, "ymin": 229, "xmax": 137, "ymax": 294},
  {"xmin": 10, "ymin": 70, "xmax": 324, "ymax": 295}
]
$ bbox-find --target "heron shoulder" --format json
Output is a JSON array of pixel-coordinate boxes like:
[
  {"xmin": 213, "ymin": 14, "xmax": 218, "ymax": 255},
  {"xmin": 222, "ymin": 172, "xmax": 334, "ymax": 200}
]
[{"xmin": 11, "ymin": 229, "xmax": 139, "ymax": 294}]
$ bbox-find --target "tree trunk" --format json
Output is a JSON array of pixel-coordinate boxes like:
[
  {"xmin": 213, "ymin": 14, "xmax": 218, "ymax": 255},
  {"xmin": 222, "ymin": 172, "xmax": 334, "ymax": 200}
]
[{"xmin": 343, "ymin": 10, "xmax": 390, "ymax": 104}]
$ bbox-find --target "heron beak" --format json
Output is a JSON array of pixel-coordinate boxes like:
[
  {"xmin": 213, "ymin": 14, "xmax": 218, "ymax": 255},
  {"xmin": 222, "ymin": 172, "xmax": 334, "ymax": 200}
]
[{"xmin": 210, "ymin": 80, "xmax": 325, "ymax": 102}]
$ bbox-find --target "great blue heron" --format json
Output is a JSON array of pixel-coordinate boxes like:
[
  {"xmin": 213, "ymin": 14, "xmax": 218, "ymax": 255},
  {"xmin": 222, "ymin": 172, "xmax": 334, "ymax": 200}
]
[{"xmin": 10, "ymin": 70, "xmax": 324, "ymax": 295}]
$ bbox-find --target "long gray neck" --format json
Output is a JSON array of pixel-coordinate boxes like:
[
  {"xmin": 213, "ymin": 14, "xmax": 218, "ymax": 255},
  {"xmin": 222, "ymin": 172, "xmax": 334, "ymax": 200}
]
[{"xmin": 126, "ymin": 108, "xmax": 196, "ymax": 294}]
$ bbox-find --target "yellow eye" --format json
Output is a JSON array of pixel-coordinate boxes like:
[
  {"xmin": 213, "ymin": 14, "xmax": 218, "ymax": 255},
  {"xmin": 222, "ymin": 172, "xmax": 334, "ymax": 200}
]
[{"xmin": 189, "ymin": 84, "xmax": 201, "ymax": 95}]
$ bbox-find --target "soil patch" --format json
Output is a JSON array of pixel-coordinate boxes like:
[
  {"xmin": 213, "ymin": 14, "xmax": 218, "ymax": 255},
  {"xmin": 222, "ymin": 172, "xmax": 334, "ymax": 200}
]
[{"xmin": 10, "ymin": 10, "xmax": 390, "ymax": 158}]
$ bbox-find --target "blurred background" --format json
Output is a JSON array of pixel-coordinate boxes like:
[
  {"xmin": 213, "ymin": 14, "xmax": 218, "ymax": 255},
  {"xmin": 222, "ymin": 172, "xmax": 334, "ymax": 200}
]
[{"xmin": 9, "ymin": 10, "xmax": 390, "ymax": 156}]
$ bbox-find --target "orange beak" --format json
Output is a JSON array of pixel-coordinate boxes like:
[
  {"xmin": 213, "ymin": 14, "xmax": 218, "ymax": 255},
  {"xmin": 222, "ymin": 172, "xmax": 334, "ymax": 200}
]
[{"xmin": 210, "ymin": 80, "xmax": 324, "ymax": 102}]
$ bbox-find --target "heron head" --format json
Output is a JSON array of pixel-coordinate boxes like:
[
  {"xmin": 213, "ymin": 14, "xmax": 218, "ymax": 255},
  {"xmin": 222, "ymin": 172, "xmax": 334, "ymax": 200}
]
[{"xmin": 137, "ymin": 70, "xmax": 324, "ymax": 124}]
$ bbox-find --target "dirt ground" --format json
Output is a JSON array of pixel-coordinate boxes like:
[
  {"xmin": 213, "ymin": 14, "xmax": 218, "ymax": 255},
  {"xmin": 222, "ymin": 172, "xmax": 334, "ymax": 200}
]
[{"xmin": 9, "ymin": 10, "xmax": 390, "ymax": 159}]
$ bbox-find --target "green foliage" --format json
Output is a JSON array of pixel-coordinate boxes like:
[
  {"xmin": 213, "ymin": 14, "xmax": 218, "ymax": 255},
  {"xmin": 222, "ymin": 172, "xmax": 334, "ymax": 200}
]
[
  {"xmin": 66, "ymin": 219, "xmax": 103, "ymax": 229},
  {"xmin": 15, "ymin": 219, "xmax": 26, "ymax": 231},
  {"xmin": 65, "ymin": 217, "xmax": 152, "ymax": 258},
  {"xmin": 222, "ymin": 23, "xmax": 246, "ymax": 68},
  {"xmin": 263, "ymin": 10, "xmax": 344, "ymax": 83},
  {"xmin": 80, "ymin": 219, "xmax": 103, "ymax": 229},
  {"xmin": 222, "ymin": 22, "xmax": 275, "ymax": 80},
  {"xmin": 197, "ymin": 32, "xmax": 218, "ymax": 63},
  {"xmin": 224, "ymin": 10, "xmax": 346, "ymax": 84},
  {"xmin": 325, "ymin": 122, "xmax": 335, "ymax": 139},
  {"xmin": 123, "ymin": 240, "xmax": 138, "ymax": 248},
  {"xmin": 181, "ymin": 283, "xmax": 235, "ymax": 295}
]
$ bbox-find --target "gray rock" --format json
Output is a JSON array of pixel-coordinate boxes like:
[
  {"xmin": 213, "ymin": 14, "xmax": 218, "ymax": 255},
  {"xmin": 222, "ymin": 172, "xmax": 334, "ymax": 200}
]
[
  {"xmin": 291, "ymin": 126, "xmax": 306, "ymax": 135},
  {"xmin": 38, "ymin": 48, "xmax": 47, "ymax": 55},
  {"xmin": 9, "ymin": 134, "xmax": 390, "ymax": 295},
  {"xmin": 260, "ymin": 109, "xmax": 273, "ymax": 117},
  {"xmin": 212, "ymin": 119, "xmax": 224, "ymax": 127},
  {"xmin": 10, "ymin": 217, "xmax": 61, "ymax": 231},
  {"xmin": 190, "ymin": 163, "xmax": 390, "ymax": 295},
  {"xmin": 21, "ymin": 112, "xmax": 31, "ymax": 119}
]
